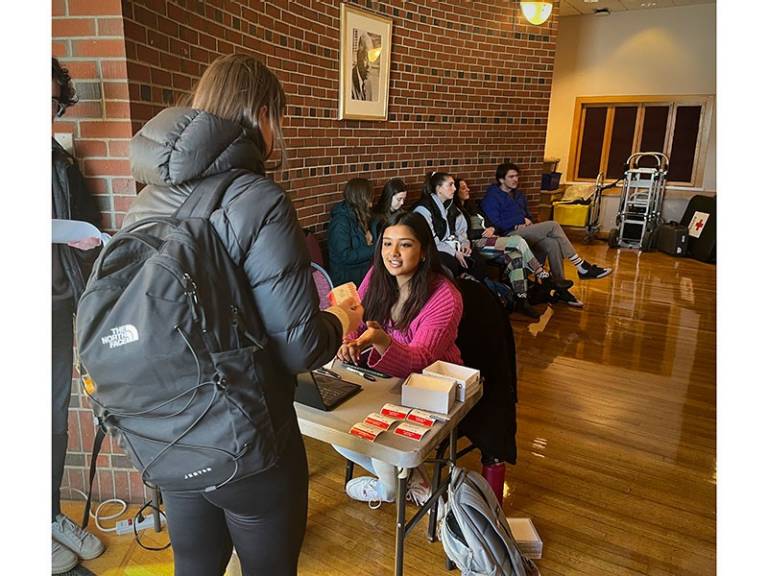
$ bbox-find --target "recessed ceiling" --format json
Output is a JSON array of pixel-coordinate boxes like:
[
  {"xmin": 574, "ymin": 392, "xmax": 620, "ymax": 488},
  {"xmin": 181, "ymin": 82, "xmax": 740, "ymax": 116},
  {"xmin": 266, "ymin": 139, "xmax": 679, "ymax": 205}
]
[{"xmin": 559, "ymin": 0, "xmax": 715, "ymax": 17}]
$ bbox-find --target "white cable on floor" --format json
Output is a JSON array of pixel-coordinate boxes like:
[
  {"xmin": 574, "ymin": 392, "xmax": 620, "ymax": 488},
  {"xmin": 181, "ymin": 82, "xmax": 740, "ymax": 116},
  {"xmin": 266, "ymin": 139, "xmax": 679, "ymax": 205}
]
[{"xmin": 61, "ymin": 487, "xmax": 128, "ymax": 533}]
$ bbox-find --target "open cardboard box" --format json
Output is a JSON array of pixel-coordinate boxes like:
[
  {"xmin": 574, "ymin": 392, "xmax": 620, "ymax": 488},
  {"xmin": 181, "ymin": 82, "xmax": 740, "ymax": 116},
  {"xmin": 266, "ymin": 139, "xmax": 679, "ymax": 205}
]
[
  {"xmin": 422, "ymin": 361, "xmax": 480, "ymax": 402},
  {"xmin": 401, "ymin": 373, "xmax": 456, "ymax": 414}
]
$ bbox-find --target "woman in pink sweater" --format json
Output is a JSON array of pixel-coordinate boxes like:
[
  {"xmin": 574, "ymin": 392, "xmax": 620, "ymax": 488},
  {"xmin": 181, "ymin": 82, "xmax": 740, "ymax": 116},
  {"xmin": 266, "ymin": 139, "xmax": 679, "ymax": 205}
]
[{"xmin": 335, "ymin": 211, "xmax": 463, "ymax": 507}]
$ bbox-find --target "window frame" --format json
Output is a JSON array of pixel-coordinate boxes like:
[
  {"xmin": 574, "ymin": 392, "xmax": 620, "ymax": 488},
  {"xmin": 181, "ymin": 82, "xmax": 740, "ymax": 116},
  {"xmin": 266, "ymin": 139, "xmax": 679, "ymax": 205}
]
[{"xmin": 567, "ymin": 95, "xmax": 714, "ymax": 187}]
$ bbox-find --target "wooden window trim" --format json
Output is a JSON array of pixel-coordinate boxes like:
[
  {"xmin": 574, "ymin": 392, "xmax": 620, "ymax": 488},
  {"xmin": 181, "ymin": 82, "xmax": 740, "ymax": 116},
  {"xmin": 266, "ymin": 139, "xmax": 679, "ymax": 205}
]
[{"xmin": 567, "ymin": 95, "xmax": 714, "ymax": 186}]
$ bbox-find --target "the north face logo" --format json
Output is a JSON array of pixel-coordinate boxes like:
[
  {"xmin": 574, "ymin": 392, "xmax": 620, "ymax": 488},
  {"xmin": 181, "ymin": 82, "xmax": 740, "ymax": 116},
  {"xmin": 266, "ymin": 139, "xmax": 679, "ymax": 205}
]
[{"xmin": 101, "ymin": 324, "xmax": 139, "ymax": 349}]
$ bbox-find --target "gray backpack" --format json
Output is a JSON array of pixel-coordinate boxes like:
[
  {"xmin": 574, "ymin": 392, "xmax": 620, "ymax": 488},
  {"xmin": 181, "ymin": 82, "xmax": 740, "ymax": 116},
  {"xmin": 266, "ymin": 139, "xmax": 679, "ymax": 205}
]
[
  {"xmin": 75, "ymin": 170, "xmax": 283, "ymax": 507},
  {"xmin": 438, "ymin": 467, "xmax": 540, "ymax": 576}
]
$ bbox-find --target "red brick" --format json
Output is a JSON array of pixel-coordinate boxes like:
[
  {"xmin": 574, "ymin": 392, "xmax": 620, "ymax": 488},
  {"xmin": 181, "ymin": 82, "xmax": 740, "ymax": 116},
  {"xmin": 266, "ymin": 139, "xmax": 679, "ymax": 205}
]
[
  {"xmin": 72, "ymin": 39, "xmax": 126, "ymax": 57},
  {"xmin": 82, "ymin": 158, "xmax": 131, "ymax": 177},
  {"xmin": 105, "ymin": 101, "xmax": 131, "ymax": 119},
  {"xmin": 84, "ymin": 178, "xmax": 108, "ymax": 195},
  {"xmin": 79, "ymin": 120, "xmax": 132, "ymax": 138},
  {"xmin": 103, "ymin": 82, "xmax": 130, "ymax": 100},
  {"xmin": 67, "ymin": 101, "xmax": 102, "ymax": 118},
  {"xmin": 69, "ymin": 0, "xmax": 123, "ymax": 16},
  {"xmin": 64, "ymin": 60, "xmax": 98, "ymax": 79},
  {"xmin": 74, "ymin": 140, "xmax": 107, "ymax": 157},
  {"xmin": 107, "ymin": 140, "xmax": 131, "ymax": 158},
  {"xmin": 52, "ymin": 17, "xmax": 96, "ymax": 37},
  {"xmin": 52, "ymin": 0, "xmax": 66, "ymax": 16},
  {"xmin": 97, "ymin": 17, "xmax": 124, "ymax": 36},
  {"xmin": 114, "ymin": 196, "xmax": 136, "ymax": 212},
  {"xmin": 52, "ymin": 40, "xmax": 69, "ymax": 57},
  {"xmin": 112, "ymin": 178, "xmax": 136, "ymax": 195},
  {"xmin": 101, "ymin": 60, "xmax": 128, "ymax": 79}
]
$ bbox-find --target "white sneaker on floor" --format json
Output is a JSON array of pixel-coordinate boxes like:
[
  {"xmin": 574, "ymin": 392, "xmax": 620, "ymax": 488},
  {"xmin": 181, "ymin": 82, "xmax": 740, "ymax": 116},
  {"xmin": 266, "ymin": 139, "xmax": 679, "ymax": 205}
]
[
  {"xmin": 52, "ymin": 513, "xmax": 105, "ymax": 561},
  {"xmin": 345, "ymin": 476, "xmax": 392, "ymax": 509},
  {"xmin": 406, "ymin": 466, "xmax": 432, "ymax": 507},
  {"xmin": 52, "ymin": 538, "xmax": 78, "ymax": 574}
]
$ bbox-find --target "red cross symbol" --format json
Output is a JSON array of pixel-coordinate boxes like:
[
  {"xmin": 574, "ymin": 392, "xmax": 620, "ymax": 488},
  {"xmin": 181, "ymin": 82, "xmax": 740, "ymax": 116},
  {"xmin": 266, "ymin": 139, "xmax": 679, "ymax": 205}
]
[{"xmin": 695, "ymin": 219, "xmax": 705, "ymax": 231}]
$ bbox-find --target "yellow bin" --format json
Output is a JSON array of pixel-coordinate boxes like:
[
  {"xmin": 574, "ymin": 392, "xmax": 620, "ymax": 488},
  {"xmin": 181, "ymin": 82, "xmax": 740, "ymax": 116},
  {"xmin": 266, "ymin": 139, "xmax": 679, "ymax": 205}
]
[{"xmin": 553, "ymin": 202, "xmax": 590, "ymax": 227}]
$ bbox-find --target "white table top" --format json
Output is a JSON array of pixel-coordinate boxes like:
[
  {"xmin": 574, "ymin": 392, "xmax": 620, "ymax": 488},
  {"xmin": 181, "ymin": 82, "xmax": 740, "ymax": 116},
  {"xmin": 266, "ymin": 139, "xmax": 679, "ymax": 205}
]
[{"xmin": 294, "ymin": 359, "xmax": 482, "ymax": 469}]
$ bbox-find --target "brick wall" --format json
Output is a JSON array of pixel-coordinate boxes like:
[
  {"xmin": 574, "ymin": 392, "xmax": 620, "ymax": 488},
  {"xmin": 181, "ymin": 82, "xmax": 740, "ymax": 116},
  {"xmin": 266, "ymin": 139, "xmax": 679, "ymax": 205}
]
[{"xmin": 55, "ymin": 0, "xmax": 559, "ymax": 504}]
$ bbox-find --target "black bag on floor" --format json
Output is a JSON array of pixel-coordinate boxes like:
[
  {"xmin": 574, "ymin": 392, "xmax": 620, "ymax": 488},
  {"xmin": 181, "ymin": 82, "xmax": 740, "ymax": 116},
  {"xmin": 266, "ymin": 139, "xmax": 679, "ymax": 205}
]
[
  {"xmin": 76, "ymin": 169, "xmax": 284, "ymax": 500},
  {"xmin": 656, "ymin": 222, "xmax": 689, "ymax": 257},
  {"xmin": 680, "ymin": 195, "xmax": 716, "ymax": 263}
]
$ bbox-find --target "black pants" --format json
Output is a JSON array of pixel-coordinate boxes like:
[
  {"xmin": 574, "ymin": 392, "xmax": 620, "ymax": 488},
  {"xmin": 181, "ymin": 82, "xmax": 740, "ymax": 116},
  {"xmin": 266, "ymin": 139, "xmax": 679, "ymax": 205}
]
[
  {"xmin": 162, "ymin": 420, "xmax": 309, "ymax": 576},
  {"xmin": 438, "ymin": 251, "xmax": 487, "ymax": 280},
  {"xmin": 52, "ymin": 298, "xmax": 75, "ymax": 521}
]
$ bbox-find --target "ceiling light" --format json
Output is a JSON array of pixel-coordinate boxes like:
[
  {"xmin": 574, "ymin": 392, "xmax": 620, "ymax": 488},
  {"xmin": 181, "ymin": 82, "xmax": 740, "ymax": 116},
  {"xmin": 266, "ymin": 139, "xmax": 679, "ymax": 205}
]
[{"xmin": 520, "ymin": 2, "xmax": 553, "ymax": 25}]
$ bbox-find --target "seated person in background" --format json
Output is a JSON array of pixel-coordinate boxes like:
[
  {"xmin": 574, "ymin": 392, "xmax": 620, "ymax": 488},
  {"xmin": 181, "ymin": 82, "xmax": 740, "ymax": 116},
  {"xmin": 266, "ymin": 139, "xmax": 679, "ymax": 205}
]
[
  {"xmin": 481, "ymin": 162, "xmax": 612, "ymax": 307},
  {"xmin": 373, "ymin": 177, "xmax": 408, "ymax": 227},
  {"xmin": 328, "ymin": 177, "xmax": 380, "ymax": 287},
  {"xmin": 454, "ymin": 177, "xmax": 581, "ymax": 312},
  {"xmin": 334, "ymin": 211, "xmax": 463, "ymax": 507},
  {"xmin": 412, "ymin": 172, "xmax": 484, "ymax": 280}
]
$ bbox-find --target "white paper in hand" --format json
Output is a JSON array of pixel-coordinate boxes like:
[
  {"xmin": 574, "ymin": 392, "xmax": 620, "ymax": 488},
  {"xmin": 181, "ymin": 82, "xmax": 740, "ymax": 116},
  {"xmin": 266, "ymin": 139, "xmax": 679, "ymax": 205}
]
[{"xmin": 52, "ymin": 219, "xmax": 111, "ymax": 245}]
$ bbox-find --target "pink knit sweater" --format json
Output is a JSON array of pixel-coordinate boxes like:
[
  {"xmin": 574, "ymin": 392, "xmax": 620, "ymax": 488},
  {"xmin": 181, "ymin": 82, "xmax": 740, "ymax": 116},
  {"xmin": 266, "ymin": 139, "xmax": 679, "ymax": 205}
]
[{"xmin": 353, "ymin": 269, "xmax": 464, "ymax": 378}]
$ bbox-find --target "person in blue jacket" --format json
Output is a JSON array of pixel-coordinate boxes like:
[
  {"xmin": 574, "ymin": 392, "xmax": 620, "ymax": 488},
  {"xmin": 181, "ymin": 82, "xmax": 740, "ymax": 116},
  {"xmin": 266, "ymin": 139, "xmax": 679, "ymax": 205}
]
[
  {"xmin": 328, "ymin": 177, "xmax": 380, "ymax": 287},
  {"xmin": 480, "ymin": 162, "xmax": 612, "ymax": 307}
]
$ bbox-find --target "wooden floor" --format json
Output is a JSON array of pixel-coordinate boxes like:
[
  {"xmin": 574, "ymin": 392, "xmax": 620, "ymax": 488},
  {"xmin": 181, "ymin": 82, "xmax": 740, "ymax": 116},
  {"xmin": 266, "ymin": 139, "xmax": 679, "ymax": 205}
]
[{"xmin": 64, "ymin": 241, "xmax": 716, "ymax": 575}]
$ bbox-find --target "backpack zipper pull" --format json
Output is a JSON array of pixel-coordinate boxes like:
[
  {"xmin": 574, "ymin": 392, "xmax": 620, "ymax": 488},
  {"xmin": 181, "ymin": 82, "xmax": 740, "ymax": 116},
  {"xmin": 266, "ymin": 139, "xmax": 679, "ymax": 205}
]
[{"xmin": 184, "ymin": 273, "xmax": 200, "ymax": 322}]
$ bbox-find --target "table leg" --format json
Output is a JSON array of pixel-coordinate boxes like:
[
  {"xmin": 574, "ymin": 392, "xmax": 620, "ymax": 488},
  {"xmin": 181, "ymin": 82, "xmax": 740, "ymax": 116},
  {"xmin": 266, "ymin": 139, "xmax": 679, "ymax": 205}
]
[
  {"xmin": 427, "ymin": 459, "xmax": 443, "ymax": 542},
  {"xmin": 345, "ymin": 459, "xmax": 355, "ymax": 484},
  {"xmin": 394, "ymin": 467, "xmax": 408, "ymax": 576}
]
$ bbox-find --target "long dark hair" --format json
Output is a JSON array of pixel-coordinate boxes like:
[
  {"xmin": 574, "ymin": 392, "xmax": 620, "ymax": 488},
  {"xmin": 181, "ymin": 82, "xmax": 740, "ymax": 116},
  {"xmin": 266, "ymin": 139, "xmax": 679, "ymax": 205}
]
[
  {"xmin": 363, "ymin": 211, "xmax": 447, "ymax": 331},
  {"xmin": 343, "ymin": 177, "xmax": 374, "ymax": 235},
  {"xmin": 454, "ymin": 176, "xmax": 479, "ymax": 218},
  {"xmin": 374, "ymin": 178, "xmax": 407, "ymax": 217}
]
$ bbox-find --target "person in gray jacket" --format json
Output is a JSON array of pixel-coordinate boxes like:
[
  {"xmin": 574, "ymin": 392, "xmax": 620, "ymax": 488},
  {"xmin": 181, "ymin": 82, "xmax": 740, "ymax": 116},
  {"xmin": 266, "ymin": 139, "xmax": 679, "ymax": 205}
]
[{"xmin": 124, "ymin": 54, "xmax": 362, "ymax": 576}]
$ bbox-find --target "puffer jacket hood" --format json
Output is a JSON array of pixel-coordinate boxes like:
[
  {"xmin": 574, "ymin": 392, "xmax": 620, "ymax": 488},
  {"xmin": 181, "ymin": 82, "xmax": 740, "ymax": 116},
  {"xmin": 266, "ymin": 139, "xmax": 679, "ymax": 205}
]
[{"xmin": 130, "ymin": 107, "xmax": 264, "ymax": 186}]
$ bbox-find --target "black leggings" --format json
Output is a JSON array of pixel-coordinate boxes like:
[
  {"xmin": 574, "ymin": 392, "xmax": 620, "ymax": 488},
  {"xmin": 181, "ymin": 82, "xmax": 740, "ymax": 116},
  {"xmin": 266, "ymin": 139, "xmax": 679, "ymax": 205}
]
[{"xmin": 162, "ymin": 420, "xmax": 309, "ymax": 576}]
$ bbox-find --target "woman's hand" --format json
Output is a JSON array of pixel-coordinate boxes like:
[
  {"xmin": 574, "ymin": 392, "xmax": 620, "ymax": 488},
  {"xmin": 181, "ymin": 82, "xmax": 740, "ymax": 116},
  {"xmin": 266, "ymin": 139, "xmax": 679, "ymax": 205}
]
[
  {"xmin": 523, "ymin": 217, "xmax": 533, "ymax": 226},
  {"xmin": 337, "ymin": 297, "xmax": 364, "ymax": 332},
  {"xmin": 455, "ymin": 251, "xmax": 469, "ymax": 269},
  {"xmin": 481, "ymin": 227, "xmax": 496, "ymax": 238},
  {"xmin": 337, "ymin": 340, "xmax": 363, "ymax": 364},
  {"xmin": 68, "ymin": 237, "xmax": 101, "ymax": 251},
  {"xmin": 357, "ymin": 321, "xmax": 391, "ymax": 357},
  {"xmin": 460, "ymin": 243, "xmax": 472, "ymax": 257}
]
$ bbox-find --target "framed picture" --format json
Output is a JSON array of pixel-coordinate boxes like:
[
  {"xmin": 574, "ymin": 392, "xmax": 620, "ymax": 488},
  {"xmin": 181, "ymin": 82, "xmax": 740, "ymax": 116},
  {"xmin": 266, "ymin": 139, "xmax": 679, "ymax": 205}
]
[{"xmin": 338, "ymin": 3, "xmax": 393, "ymax": 121}]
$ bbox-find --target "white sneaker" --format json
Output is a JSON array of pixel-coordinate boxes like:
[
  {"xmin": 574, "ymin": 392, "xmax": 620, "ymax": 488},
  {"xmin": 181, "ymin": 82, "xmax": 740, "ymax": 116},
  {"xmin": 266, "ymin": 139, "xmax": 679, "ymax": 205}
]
[
  {"xmin": 345, "ymin": 476, "xmax": 393, "ymax": 509},
  {"xmin": 405, "ymin": 466, "xmax": 432, "ymax": 507},
  {"xmin": 52, "ymin": 538, "xmax": 78, "ymax": 574},
  {"xmin": 52, "ymin": 514, "xmax": 105, "ymax": 561}
]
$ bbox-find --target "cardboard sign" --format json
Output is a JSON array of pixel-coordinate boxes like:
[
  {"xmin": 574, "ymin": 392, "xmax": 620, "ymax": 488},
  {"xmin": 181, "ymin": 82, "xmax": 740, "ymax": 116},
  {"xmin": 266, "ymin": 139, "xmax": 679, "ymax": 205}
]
[{"xmin": 688, "ymin": 211, "xmax": 710, "ymax": 239}]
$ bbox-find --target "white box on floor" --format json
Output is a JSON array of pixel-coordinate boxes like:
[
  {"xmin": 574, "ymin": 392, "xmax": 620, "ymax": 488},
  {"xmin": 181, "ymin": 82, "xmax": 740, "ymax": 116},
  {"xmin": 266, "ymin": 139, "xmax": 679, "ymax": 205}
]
[
  {"xmin": 506, "ymin": 517, "xmax": 543, "ymax": 559},
  {"xmin": 422, "ymin": 361, "xmax": 480, "ymax": 402},
  {"xmin": 401, "ymin": 373, "xmax": 456, "ymax": 414}
]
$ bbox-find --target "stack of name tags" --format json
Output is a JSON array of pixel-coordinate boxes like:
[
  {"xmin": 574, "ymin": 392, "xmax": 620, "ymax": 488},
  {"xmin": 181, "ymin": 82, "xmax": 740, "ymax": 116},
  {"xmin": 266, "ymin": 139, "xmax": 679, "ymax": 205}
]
[
  {"xmin": 347, "ymin": 361, "xmax": 481, "ymax": 443},
  {"xmin": 506, "ymin": 517, "xmax": 543, "ymax": 559}
]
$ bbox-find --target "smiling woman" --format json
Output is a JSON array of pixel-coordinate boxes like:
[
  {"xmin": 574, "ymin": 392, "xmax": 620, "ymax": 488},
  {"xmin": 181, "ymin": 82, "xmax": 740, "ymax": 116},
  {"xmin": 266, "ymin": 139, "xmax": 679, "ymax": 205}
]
[{"xmin": 332, "ymin": 211, "xmax": 464, "ymax": 506}]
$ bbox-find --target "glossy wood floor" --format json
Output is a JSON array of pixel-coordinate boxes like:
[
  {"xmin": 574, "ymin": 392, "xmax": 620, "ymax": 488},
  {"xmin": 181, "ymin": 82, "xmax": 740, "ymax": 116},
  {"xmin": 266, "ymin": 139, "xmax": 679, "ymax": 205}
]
[{"xmin": 64, "ymin": 241, "xmax": 716, "ymax": 575}]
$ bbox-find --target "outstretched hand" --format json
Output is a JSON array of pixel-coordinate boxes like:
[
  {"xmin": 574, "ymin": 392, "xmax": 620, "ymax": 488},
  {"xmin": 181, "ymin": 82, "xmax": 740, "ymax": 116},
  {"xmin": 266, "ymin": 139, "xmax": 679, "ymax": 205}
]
[{"xmin": 67, "ymin": 237, "xmax": 101, "ymax": 251}]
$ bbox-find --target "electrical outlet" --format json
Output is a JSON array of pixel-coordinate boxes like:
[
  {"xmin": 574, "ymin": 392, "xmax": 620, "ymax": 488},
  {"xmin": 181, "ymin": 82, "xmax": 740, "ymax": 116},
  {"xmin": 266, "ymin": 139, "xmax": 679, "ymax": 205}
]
[{"xmin": 115, "ymin": 513, "xmax": 166, "ymax": 536}]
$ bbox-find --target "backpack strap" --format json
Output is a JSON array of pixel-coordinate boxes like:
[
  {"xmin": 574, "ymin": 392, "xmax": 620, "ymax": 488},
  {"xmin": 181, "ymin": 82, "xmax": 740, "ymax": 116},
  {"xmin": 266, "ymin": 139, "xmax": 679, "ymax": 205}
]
[
  {"xmin": 174, "ymin": 169, "xmax": 251, "ymax": 220},
  {"xmin": 80, "ymin": 423, "xmax": 106, "ymax": 529}
]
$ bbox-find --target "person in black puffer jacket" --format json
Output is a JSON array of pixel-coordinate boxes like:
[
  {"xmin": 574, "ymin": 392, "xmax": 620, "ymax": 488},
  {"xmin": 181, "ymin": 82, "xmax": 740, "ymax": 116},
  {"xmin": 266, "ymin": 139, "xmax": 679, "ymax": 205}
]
[{"xmin": 124, "ymin": 54, "xmax": 362, "ymax": 576}]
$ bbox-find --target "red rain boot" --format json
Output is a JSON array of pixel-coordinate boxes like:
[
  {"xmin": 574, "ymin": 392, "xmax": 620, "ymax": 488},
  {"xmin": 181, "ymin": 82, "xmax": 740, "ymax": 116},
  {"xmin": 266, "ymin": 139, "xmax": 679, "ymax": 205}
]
[{"xmin": 481, "ymin": 460, "xmax": 505, "ymax": 504}]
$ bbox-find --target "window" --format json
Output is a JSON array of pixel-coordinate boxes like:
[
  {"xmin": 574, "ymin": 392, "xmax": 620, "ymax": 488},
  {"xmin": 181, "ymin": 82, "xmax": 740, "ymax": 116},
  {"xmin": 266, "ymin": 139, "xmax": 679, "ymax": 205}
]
[{"xmin": 568, "ymin": 95, "xmax": 713, "ymax": 186}]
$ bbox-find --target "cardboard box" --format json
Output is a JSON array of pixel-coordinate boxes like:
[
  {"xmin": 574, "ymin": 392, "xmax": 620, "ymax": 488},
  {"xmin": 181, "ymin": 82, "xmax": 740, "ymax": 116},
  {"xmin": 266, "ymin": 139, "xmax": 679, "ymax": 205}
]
[
  {"xmin": 401, "ymin": 373, "xmax": 456, "ymax": 414},
  {"xmin": 553, "ymin": 202, "xmax": 590, "ymax": 227},
  {"xmin": 422, "ymin": 361, "xmax": 480, "ymax": 402}
]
